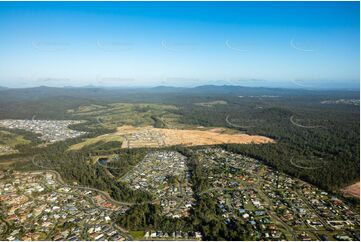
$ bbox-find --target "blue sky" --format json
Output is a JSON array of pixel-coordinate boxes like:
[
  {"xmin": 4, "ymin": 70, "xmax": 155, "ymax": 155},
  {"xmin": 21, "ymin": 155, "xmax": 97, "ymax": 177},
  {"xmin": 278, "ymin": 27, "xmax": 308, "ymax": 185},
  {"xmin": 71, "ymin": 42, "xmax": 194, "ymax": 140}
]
[{"xmin": 0, "ymin": 1, "xmax": 359, "ymax": 89}]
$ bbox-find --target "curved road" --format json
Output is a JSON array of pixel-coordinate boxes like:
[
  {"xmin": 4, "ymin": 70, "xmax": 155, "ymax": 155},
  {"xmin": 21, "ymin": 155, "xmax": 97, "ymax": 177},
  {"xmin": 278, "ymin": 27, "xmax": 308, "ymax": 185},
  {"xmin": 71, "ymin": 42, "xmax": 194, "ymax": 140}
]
[
  {"xmin": 289, "ymin": 157, "xmax": 322, "ymax": 170},
  {"xmin": 225, "ymin": 115, "xmax": 253, "ymax": 129},
  {"xmin": 290, "ymin": 115, "xmax": 324, "ymax": 129}
]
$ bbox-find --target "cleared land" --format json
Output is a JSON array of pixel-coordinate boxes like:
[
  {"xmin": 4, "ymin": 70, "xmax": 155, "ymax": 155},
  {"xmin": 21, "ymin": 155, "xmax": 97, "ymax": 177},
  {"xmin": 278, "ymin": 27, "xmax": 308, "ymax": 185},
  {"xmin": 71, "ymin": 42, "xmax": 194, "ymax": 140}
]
[
  {"xmin": 70, "ymin": 125, "xmax": 273, "ymax": 150},
  {"xmin": 118, "ymin": 125, "xmax": 273, "ymax": 148},
  {"xmin": 341, "ymin": 182, "xmax": 360, "ymax": 198}
]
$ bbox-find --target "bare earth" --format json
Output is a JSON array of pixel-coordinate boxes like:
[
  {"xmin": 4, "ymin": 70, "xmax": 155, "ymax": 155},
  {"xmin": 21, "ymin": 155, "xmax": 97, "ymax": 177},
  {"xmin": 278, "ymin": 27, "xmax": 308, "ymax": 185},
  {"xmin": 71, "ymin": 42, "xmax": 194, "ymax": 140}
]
[
  {"xmin": 341, "ymin": 182, "xmax": 360, "ymax": 198},
  {"xmin": 117, "ymin": 125, "xmax": 274, "ymax": 148}
]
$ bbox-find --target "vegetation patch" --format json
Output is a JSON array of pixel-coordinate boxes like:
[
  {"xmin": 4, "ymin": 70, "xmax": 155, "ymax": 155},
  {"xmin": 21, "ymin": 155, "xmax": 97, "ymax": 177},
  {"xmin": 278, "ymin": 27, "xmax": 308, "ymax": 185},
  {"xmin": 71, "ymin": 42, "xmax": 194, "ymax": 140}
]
[
  {"xmin": 68, "ymin": 103, "xmax": 181, "ymax": 129},
  {"xmin": 0, "ymin": 130, "xmax": 31, "ymax": 155},
  {"xmin": 0, "ymin": 130, "xmax": 31, "ymax": 147}
]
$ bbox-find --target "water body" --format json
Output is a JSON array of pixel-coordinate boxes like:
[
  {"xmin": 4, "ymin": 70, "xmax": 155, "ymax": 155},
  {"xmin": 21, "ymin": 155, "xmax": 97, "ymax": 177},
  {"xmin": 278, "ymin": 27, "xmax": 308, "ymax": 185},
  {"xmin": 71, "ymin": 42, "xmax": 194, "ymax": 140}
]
[{"xmin": 97, "ymin": 157, "xmax": 108, "ymax": 165}]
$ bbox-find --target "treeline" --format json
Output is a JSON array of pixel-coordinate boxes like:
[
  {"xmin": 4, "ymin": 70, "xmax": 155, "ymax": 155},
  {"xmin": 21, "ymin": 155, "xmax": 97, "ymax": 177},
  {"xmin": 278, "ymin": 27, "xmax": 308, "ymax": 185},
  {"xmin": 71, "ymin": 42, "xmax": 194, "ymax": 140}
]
[
  {"xmin": 115, "ymin": 203, "xmax": 193, "ymax": 233},
  {"xmin": 151, "ymin": 115, "xmax": 166, "ymax": 128}
]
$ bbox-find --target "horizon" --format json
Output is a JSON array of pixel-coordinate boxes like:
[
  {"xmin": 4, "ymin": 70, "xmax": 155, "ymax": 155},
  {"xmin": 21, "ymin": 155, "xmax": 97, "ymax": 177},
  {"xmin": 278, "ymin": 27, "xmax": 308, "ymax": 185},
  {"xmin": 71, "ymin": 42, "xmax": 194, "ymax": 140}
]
[
  {"xmin": 0, "ymin": 83, "xmax": 359, "ymax": 92},
  {"xmin": 0, "ymin": 1, "xmax": 360, "ymax": 89}
]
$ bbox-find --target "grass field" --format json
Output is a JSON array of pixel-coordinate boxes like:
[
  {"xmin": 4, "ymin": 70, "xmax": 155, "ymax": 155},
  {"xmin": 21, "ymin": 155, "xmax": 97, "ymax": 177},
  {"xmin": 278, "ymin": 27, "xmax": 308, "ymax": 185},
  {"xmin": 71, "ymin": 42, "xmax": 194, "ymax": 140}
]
[
  {"xmin": 129, "ymin": 231, "xmax": 145, "ymax": 240},
  {"xmin": 68, "ymin": 133, "xmax": 123, "ymax": 150}
]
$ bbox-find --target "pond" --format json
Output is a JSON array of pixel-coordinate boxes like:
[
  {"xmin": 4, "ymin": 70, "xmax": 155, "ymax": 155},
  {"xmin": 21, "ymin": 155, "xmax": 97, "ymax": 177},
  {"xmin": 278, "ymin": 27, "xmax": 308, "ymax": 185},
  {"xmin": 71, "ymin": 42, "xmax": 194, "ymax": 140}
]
[{"xmin": 97, "ymin": 157, "xmax": 108, "ymax": 165}]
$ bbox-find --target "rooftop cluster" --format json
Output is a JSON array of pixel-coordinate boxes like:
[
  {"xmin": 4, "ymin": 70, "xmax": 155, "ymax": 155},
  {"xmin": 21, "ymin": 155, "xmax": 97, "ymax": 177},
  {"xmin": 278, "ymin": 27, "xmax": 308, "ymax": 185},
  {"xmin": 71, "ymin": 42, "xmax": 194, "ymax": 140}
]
[
  {"xmin": 0, "ymin": 170, "xmax": 128, "ymax": 241},
  {"xmin": 195, "ymin": 148, "xmax": 360, "ymax": 241},
  {"xmin": 121, "ymin": 151, "xmax": 195, "ymax": 218},
  {"xmin": 0, "ymin": 145, "xmax": 18, "ymax": 155},
  {"xmin": 121, "ymin": 130, "xmax": 166, "ymax": 148},
  {"xmin": 0, "ymin": 119, "xmax": 87, "ymax": 143}
]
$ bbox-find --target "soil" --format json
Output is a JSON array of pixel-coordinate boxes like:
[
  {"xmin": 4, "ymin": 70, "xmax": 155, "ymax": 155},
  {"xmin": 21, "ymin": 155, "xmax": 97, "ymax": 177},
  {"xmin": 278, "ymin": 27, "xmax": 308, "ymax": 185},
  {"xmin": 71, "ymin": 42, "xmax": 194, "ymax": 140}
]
[
  {"xmin": 341, "ymin": 182, "xmax": 360, "ymax": 198},
  {"xmin": 116, "ymin": 125, "xmax": 274, "ymax": 148}
]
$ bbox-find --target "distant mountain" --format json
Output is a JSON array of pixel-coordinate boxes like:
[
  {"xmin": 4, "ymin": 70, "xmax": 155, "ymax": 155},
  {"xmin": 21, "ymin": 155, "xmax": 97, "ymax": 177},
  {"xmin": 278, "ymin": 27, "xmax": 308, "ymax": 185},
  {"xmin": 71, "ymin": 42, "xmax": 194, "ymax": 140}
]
[
  {"xmin": 186, "ymin": 85, "xmax": 302, "ymax": 96},
  {"xmin": 162, "ymin": 84, "xmax": 359, "ymax": 98},
  {"xmin": 150, "ymin": 86, "xmax": 187, "ymax": 92},
  {"xmin": 0, "ymin": 85, "xmax": 358, "ymax": 103},
  {"xmin": 0, "ymin": 86, "xmax": 9, "ymax": 91}
]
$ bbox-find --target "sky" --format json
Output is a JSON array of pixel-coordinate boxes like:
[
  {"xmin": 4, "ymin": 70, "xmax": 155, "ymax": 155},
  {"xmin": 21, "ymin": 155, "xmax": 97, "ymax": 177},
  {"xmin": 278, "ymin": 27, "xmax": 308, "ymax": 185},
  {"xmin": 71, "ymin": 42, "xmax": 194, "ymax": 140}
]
[{"xmin": 0, "ymin": 1, "xmax": 359, "ymax": 89}]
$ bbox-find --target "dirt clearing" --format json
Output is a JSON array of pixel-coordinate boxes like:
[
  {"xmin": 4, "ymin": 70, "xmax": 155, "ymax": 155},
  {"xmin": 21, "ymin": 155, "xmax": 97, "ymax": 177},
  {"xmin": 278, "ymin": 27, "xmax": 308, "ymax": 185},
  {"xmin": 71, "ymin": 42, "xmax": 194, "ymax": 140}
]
[
  {"xmin": 341, "ymin": 182, "xmax": 360, "ymax": 198},
  {"xmin": 117, "ymin": 125, "xmax": 274, "ymax": 148}
]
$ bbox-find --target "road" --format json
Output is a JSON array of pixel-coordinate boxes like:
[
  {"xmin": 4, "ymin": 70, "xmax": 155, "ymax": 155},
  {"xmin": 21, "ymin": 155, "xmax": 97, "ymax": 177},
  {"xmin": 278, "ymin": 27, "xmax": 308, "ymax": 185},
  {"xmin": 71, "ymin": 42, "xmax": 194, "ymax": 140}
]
[
  {"xmin": 289, "ymin": 115, "xmax": 323, "ymax": 129},
  {"xmin": 225, "ymin": 115, "xmax": 252, "ymax": 129},
  {"xmin": 289, "ymin": 157, "xmax": 322, "ymax": 170}
]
